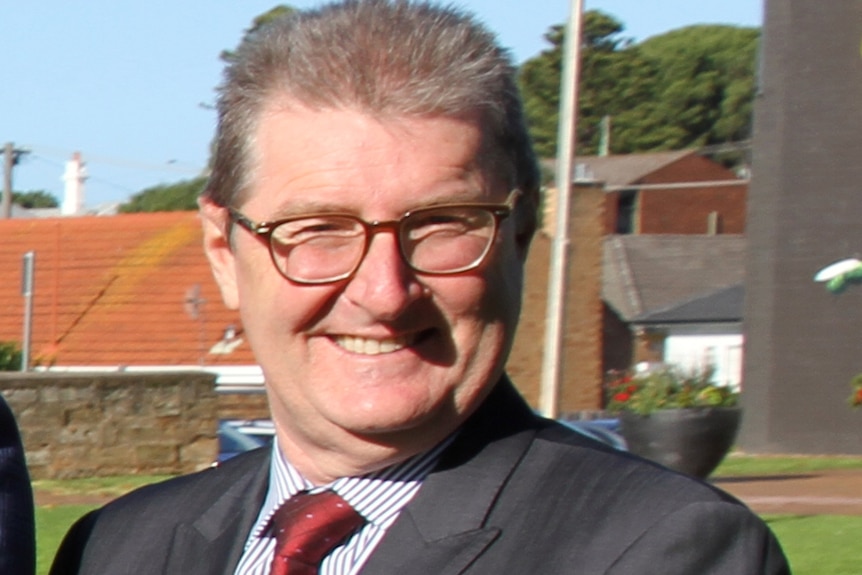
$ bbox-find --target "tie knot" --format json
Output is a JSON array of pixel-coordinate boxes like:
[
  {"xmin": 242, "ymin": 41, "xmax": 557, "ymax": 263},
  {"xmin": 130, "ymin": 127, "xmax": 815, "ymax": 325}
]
[{"xmin": 270, "ymin": 490, "xmax": 365, "ymax": 575}]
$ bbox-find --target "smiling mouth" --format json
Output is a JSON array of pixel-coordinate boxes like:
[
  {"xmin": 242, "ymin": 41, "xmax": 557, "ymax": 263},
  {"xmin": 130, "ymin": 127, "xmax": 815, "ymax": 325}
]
[{"xmin": 332, "ymin": 333, "xmax": 425, "ymax": 355}]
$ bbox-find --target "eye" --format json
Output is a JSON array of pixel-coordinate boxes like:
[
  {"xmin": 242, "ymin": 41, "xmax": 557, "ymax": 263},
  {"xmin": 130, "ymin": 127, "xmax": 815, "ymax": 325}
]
[
  {"xmin": 407, "ymin": 209, "xmax": 489, "ymax": 240},
  {"xmin": 272, "ymin": 217, "xmax": 361, "ymax": 244}
]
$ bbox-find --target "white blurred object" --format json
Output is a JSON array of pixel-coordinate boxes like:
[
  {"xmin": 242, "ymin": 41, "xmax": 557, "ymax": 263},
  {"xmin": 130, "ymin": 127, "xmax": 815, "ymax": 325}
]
[{"xmin": 814, "ymin": 258, "xmax": 862, "ymax": 282}]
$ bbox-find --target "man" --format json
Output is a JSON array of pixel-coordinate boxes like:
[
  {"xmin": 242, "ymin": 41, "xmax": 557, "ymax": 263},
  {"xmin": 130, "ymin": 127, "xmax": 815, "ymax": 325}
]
[{"xmin": 51, "ymin": 1, "xmax": 789, "ymax": 573}]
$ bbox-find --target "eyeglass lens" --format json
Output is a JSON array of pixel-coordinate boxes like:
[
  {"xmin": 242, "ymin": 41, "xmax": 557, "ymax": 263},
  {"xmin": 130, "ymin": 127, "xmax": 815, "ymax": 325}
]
[{"xmin": 269, "ymin": 206, "xmax": 498, "ymax": 282}]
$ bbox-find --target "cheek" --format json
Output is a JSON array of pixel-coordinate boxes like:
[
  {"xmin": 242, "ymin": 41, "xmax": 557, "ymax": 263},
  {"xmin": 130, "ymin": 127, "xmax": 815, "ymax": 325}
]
[
  {"xmin": 442, "ymin": 259, "xmax": 522, "ymax": 368},
  {"xmin": 476, "ymin": 242, "xmax": 524, "ymax": 329},
  {"xmin": 233, "ymin": 253, "xmax": 335, "ymax": 344}
]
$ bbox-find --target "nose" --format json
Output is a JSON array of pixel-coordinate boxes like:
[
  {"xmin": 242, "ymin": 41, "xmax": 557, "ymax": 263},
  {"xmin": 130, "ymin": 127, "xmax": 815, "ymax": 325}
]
[{"xmin": 341, "ymin": 230, "xmax": 426, "ymax": 320}]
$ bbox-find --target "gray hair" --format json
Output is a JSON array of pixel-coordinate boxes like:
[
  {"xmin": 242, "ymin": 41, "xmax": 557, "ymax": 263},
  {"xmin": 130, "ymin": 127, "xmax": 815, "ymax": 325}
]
[{"xmin": 205, "ymin": 0, "xmax": 539, "ymax": 239}]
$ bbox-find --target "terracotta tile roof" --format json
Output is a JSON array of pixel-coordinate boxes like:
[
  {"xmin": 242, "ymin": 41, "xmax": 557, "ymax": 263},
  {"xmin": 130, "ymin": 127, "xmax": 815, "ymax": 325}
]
[{"xmin": 0, "ymin": 212, "xmax": 256, "ymax": 367}]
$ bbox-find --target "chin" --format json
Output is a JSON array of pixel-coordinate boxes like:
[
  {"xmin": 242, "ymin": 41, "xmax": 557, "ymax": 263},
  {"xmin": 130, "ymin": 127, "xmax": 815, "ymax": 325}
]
[{"xmin": 332, "ymin": 395, "xmax": 458, "ymax": 438}]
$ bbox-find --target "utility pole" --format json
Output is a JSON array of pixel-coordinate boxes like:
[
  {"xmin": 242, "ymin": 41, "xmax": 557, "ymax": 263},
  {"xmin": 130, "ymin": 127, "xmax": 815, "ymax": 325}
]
[
  {"xmin": 598, "ymin": 116, "xmax": 612, "ymax": 157},
  {"xmin": 2, "ymin": 142, "xmax": 30, "ymax": 219},
  {"xmin": 21, "ymin": 251, "xmax": 35, "ymax": 372},
  {"xmin": 539, "ymin": 0, "xmax": 585, "ymax": 419}
]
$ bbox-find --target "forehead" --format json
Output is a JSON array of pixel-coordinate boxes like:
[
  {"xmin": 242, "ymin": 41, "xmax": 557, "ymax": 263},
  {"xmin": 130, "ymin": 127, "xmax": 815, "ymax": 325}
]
[{"xmin": 241, "ymin": 101, "xmax": 507, "ymax": 214}]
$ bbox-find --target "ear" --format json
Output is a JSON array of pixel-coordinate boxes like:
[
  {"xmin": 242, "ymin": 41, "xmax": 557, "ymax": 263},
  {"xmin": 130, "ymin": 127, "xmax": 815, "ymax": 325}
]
[
  {"xmin": 513, "ymin": 201, "xmax": 537, "ymax": 262},
  {"xmin": 198, "ymin": 197, "xmax": 240, "ymax": 310}
]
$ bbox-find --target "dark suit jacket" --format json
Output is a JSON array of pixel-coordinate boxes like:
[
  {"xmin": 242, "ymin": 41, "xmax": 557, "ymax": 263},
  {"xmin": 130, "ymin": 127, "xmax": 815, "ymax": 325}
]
[
  {"xmin": 50, "ymin": 380, "xmax": 789, "ymax": 575},
  {"xmin": 0, "ymin": 394, "xmax": 35, "ymax": 575}
]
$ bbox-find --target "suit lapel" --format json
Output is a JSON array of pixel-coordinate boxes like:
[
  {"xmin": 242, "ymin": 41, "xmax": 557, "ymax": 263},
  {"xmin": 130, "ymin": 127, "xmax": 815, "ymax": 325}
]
[
  {"xmin": 360, "ymin": 379, "xmax": 538, "ymax": 575},
  {"xmin": 164, "ymin": 450, "xmax": 270, "ymax": 575}
]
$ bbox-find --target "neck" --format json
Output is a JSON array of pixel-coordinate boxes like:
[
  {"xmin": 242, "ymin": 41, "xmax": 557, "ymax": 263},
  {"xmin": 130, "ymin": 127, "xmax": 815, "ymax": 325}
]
[{"xmin": 273, "ymin": 425, "xmax": 450, "ymax": 485}]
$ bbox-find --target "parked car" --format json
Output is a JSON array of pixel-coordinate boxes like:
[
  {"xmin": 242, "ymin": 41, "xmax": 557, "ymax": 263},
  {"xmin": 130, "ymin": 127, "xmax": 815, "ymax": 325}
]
[
  {"xmin": 224, "ymin": 419, "xmax": 276, "ymax": 446},
  {"xmin": 217, "ymin": 420, "xmax": 267, "ymax": 463},
  {"xmin": 557, "ymin": 418, "xmax": 627, "ymax": 451}
]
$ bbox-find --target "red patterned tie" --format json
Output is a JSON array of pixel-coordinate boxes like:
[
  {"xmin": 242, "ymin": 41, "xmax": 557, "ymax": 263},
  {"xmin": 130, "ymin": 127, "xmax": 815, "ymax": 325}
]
[{"xmin": 269, "ymin": 490, "xmax": 365, "ymax": 575}]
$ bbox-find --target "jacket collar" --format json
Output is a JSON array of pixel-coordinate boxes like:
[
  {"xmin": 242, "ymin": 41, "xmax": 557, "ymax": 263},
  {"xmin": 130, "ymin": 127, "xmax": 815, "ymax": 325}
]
[
  {"xmin": 164, "ymin": 448, "xmax": 270, "ymax": 575},
  {"xmin": 359, "ymin": 377, "xmax": 539, "ymax": 575}
]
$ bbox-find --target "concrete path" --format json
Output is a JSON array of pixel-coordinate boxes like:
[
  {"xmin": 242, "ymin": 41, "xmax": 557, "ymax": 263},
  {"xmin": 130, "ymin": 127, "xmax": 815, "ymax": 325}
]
[{"xmin": 713, "ymin": 469, "xmax": 862, "ymax": 515}]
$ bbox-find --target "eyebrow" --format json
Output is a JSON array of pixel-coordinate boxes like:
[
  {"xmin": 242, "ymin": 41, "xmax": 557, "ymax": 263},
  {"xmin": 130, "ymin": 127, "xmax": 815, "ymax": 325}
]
[{"xmin": 261, "ymin": 190, "xmax": 491, "ymax": 221}]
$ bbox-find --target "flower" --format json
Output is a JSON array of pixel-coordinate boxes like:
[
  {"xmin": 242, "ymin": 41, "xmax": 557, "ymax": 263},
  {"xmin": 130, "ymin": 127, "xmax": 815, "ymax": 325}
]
[
  {"xmin": 605, "ymin": 364, "xmax": 739, "ymax": 416},
  {"xmin": 848, "ymin": 373, "xmax": 862, "ymax": 408}
]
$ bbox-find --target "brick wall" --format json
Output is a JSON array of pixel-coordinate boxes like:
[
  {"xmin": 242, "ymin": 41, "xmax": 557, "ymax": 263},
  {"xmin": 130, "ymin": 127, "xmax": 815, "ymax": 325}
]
[
  {"xmin": 599, "ymin": 155, "xmax": 748, "ymax": 236},
  {"xmin": 509, "ymin": 183, "xmax": 605, "ymax": 413},
  {"xmin": 638, "ymin": 156, "xmax": 747, "ymax": 234},
  {"xmin": 0, "ymin": 372, "xmax": 218, "ymax": 479},
  {"xmin": 639, "ymin": 186, "xmax": 747, "ymax": 234}
]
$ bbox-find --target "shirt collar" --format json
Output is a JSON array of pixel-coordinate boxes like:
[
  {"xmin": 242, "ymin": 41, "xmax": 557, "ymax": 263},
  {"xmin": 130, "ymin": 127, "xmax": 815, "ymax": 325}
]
[{"xmin": 249, "ymin": 432, "xmax": 455, "ymax": 538}]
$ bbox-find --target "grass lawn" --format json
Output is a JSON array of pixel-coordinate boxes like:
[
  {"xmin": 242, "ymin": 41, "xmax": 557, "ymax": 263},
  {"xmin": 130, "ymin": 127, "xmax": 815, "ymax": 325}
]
[
  {"xmin": 34, "ymin": 475, "xmax": 172, "ymax": 575},
  {"xmin": 32, "ymin": 475, "xmax": 172, "ymax": 498},
  {"xmin": 765, "ymin": 515, "xmax": 862, "ymax": 575},
  {"xmin": 715, "ymin": 452, "xmax": 862, "ymax": 477},
  {"xmin": 36, "ymin": 505, "xmax": 99, "ymax": 575}
]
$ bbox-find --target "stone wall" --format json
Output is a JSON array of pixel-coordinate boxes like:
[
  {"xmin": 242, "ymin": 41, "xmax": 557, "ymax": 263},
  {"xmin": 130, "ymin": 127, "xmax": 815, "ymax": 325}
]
[
  {"xmin": 0, "ymin": 372, "xmax": 218, "ymax": 479},
  {"xmin": 218, "ymin": 391, "xmax": 270, "ymax": 421}
]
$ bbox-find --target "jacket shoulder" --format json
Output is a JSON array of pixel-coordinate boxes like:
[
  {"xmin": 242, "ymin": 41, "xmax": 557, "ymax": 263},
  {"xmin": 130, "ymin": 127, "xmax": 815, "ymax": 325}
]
[
  {"xmin": 480, "ymin": 421, "xmax": 788, "ymax": 573},
  {"xmin": 49, "ymin": 448, "xmax": 270, "ymax": 575}
]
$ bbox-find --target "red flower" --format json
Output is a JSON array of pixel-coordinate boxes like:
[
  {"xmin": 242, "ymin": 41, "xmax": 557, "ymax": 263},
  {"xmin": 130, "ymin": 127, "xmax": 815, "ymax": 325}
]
[{"xmin": 613, "ymin": 392, "xmax": 631, "ymax": 403}]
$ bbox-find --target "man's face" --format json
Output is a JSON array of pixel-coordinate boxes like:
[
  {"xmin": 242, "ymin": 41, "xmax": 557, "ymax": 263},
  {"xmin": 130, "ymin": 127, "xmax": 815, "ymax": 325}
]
[{"xmin": 201, "ymin": 102, "xmax": 526, "ymax": 475}]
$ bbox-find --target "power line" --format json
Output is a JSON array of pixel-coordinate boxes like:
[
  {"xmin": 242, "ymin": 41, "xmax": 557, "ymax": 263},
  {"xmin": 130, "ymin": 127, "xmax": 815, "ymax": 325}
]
[{"xmin": 22, "ymin": 144, "xmax": 204, "ymax": 175}]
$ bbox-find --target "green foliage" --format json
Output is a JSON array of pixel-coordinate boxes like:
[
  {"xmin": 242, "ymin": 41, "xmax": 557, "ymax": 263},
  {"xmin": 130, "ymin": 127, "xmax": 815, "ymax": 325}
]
[
  {"xmin": 12, "ymin": 190, "xmax": 59, "ymax": 209},
  {"xmin": 518, "ymin": 12, "xmax": 759, "ymax": 161},
  {"xmin": 605, "ymin": 364, "xmax": 739, "ymax": 415},
  {"xmin": 849, "ymin": 373, "xmax": 862, "ymax": 408},
  {"xmin": 0, "ymin": 341, "xmax": 22, "ymax": 371},
  {"xmin": 119, "ymin": 176, "xmax": 207, "ymax": 213},
  {"xmin": 634, "ymin": 25, "xmax": 759, "ymax": 150},
  {"xmin": 520, "ymin": 11, "xmax": 640, "ymax": 158},
  {"xmin": 220, "ymin": 5, "xmax": 295, "ymax": 63}
]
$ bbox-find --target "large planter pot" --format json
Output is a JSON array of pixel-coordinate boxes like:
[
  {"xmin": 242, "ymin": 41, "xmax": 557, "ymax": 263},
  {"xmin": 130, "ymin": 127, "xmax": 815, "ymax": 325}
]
[{"xmin": 620, "ymin": 407, "xmax": 742, "ymax": 479}]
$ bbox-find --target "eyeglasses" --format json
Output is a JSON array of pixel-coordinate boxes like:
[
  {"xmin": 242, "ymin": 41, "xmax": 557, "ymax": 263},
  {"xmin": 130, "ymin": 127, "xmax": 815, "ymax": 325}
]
[{"xmin": 228, "ymin": 190, "xmax": 519, "ymax": 285}]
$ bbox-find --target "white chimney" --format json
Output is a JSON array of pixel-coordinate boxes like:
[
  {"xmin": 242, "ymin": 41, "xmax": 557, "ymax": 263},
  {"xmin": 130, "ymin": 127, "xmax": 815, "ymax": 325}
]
[{"xmin": 61, "ymin": 151, "xmax": 88, "ymax": 215}]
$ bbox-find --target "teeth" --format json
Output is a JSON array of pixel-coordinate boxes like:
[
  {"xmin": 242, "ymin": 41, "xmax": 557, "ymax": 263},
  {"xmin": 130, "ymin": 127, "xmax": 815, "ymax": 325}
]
[{"xmin": 334, "ymin": 334, "xmax": 414, "ymax": 355}]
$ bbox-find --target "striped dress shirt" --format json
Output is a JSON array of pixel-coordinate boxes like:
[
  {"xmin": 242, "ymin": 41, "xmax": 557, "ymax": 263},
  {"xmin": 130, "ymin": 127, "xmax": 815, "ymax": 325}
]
[{"xmin": 233, "ymin": 435, "xmax": 453, "ymax": 575}]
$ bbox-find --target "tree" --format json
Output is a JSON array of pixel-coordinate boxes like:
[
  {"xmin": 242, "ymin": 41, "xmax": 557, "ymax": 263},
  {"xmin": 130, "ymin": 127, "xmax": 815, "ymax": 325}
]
[
  {"xmin": 220, "ymin": 5, "xmax": 295, "ymax": 63},
  {"xmin": 201, "ymin": 5, "xmax": 297, "ymax": 163},
  {"xmin": 119, "ymin": 176, "xmax": 207, "ymax": 213},
  {"xmin": 518, "ymin": 12, "xmax": 759, "ymax": 159},
  {"xmin": 0, "ymin": 341, "xmax": 22, "ymax": 371},
  {"xmin": 519, "ymin": 11, "xmax": 640, "ymax": 157},
  {"xmin": 12, "ymin": 190, "xmax": 59, "ymax": 209},
  {"xmin": 632, "ymin": 25, "xmax": 759, "ymax": 150}
]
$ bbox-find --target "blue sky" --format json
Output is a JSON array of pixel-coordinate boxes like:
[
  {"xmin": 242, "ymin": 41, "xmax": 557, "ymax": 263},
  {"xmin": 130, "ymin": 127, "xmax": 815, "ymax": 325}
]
[{"xmin": 2, "ymin": 1, "xmax": 763, "ymax": 207}]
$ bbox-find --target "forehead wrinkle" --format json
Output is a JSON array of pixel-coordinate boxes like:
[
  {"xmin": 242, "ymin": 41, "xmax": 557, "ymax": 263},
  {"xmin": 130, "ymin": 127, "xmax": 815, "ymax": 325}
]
[{"xmin": 245, "ymin": 102, "xmax": 502, "ymax": 220}]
